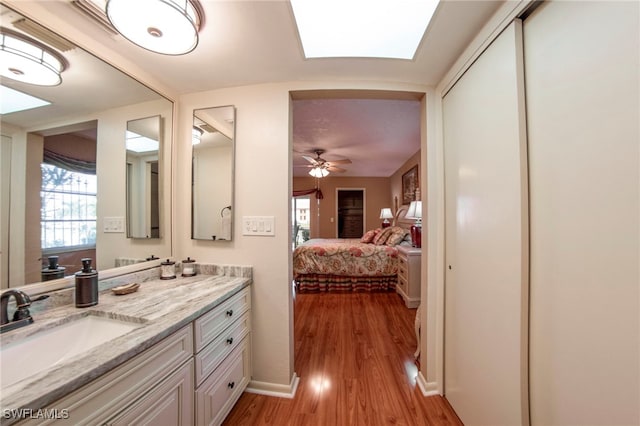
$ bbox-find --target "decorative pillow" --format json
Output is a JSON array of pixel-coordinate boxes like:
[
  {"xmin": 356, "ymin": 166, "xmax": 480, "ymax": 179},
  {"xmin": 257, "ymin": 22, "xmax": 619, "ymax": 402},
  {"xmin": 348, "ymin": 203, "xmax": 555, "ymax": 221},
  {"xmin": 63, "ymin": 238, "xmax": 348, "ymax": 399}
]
[
  {"xmin": 385, "ymin": 226, "xmax": 410, "ymax": 246},
  {"xmin": 373, "ymin": 227, "xmax": 394, "ymax": 245},
  {"xmin": 360, "ymin": 228, "xmax": 381, "ymax": 243}
]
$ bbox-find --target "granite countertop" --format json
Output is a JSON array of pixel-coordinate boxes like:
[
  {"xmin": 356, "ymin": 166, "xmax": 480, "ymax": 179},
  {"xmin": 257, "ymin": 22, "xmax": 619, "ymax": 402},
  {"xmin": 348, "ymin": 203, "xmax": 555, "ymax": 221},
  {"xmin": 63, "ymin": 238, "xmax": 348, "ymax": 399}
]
[{"xmin": 0, "ymin": 272, "xmax": 251, "ymax": 414}]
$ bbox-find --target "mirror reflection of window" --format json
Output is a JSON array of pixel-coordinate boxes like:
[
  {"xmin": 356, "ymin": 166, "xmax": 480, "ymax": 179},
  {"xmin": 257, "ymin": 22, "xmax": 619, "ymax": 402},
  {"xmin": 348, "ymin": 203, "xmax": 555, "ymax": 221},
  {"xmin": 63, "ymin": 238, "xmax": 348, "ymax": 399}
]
[
  {"xmin": 192, "ymin": 106, "xmax": 235, "ymax": 241},
  {"xmin": 39, "ymin": 129, "xmax": 97, "ymax": 279},
  {"xmin": 126, "ymin": 115, "xmax": 161, "ymax": 239}
]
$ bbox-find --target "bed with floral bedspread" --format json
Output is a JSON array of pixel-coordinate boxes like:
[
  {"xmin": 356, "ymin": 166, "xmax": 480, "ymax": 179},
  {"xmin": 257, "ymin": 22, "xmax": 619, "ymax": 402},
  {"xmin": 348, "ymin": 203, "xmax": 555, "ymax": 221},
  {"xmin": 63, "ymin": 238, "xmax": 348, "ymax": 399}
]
[{"xmin": 293, "ymin": 237, "xmax": 402, "ymax": 292}]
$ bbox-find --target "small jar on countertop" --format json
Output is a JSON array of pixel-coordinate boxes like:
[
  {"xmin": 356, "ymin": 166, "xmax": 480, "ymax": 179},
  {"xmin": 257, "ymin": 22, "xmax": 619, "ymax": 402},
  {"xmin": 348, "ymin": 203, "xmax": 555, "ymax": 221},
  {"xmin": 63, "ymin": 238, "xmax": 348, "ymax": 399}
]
[
  {"xmin": 181, "ymin": 257, "xmax": 196, "ymax": 277},
  {"xmin": 160, "ymin": 259, "xmax": 176, "ymax": 280}
]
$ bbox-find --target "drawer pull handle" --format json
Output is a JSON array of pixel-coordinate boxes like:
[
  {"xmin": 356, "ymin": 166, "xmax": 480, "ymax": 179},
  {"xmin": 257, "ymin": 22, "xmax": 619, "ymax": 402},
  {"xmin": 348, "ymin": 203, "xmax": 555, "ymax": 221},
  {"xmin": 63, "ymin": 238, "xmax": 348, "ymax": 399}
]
[
  {"xmin": 226, "ymin": 309, "xmax": 233, "ymax": 317},
  {"xmin": 226, "ymin": 337, "xmax": 234, "ymax": 345},
  {"xmin": 228, "ymin": 381, "xmax": 235, "ymax": 389}
]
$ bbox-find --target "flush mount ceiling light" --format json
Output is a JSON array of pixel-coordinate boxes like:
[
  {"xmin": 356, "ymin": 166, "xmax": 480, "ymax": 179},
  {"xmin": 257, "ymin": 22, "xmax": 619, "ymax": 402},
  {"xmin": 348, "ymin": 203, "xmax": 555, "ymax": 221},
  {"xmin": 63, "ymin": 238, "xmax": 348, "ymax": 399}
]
[
  {"xmin": 0, "ymin": 28, "xmax": 68, "ymax": 86},
  {"xmin": 290, "ymin": 0, "xmax": 440, "ymax": 59},
  {"xmin": 106, "ymin": 0, "xmax": 204, "ymax": 55}
]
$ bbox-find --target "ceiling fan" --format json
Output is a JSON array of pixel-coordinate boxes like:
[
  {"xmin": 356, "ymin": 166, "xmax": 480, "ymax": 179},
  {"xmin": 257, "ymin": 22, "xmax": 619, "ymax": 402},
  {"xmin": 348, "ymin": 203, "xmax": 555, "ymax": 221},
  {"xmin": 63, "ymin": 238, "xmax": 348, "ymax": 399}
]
[{"xmin": 298, "ymin": 149, "xmax": 352, "ymax": 177}]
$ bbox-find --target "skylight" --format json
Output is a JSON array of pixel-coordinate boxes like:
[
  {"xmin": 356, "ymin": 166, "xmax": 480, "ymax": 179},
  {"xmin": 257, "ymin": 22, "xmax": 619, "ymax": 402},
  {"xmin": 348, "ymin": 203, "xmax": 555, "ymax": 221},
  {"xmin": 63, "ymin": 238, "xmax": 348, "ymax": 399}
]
[
  {"xmin": 290, "ymin": 0, "xmax": 440, "ymax": 60},
  {"xmin": 0, "ymin": 85, "xmax": 50, "ymax": 114}
]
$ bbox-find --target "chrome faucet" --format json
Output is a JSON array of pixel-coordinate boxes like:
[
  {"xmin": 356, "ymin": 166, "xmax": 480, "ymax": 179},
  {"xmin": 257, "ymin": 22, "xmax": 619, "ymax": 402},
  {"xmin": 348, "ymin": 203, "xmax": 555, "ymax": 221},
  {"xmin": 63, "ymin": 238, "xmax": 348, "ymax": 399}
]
[{"xmin": 1, "ymin": 289, "xmax": 34, "ymax": 333}]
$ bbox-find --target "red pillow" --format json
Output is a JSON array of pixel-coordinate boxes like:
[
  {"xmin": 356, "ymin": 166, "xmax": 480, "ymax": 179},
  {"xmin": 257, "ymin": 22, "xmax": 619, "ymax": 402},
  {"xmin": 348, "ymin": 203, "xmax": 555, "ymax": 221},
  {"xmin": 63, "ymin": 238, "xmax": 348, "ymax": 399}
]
[{"xmin": 360, "ymin": 228, "xmax": 381, "ymax": 243}]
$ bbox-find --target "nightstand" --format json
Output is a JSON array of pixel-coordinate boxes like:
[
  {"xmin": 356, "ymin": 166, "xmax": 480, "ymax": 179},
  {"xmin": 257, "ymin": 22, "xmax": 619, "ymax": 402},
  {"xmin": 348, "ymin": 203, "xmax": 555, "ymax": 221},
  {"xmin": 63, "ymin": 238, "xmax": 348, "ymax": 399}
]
[{"xmin": 396, "ymin": 245, "xmax": 421, "ymax": 308}]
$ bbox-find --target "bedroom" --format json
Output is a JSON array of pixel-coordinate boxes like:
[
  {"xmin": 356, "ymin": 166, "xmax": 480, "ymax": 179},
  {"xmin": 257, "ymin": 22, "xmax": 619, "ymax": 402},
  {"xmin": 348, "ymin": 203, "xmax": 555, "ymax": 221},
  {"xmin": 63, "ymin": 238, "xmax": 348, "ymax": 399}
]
[{"xmin": 292, "ymin": 91, "xmax": 422, "ymax": 296}]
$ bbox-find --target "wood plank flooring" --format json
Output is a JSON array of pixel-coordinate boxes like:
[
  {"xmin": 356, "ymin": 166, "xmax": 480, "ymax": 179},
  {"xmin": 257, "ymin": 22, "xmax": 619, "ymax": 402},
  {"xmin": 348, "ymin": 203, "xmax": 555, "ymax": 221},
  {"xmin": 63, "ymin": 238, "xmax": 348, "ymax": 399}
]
[{"xmin": 223, "ymin": 291, "xmax": 461, "ymax": 425}]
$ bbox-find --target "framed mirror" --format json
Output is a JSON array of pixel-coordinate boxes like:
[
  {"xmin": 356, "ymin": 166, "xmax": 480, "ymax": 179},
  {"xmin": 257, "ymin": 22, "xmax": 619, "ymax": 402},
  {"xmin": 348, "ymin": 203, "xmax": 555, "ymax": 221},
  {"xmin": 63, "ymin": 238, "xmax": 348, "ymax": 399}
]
[
  {"xmin": 192, "ymin": 106, "xmax": 235, "ymax": 241},
  {"xmin": 126, "ymin": 115, "xmax": 162, "ymax": 239},
  {"xmin": 0, "ymin": 5, "xmax": 173, "ymax": 289}
]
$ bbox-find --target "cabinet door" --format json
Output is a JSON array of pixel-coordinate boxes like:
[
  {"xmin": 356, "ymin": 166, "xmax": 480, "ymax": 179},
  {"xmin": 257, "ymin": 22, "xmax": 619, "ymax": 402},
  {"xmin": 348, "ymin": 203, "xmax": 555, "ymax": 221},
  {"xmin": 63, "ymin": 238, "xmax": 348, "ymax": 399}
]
[{"xmin": 108, "ymin": 360, "xmax": 194, "ymax": 426}]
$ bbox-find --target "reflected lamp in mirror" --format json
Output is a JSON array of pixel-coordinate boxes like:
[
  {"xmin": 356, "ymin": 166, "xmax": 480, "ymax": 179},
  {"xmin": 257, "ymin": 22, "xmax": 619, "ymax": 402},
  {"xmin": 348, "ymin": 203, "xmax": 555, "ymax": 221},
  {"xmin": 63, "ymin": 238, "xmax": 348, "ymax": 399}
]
[
  {"xmin": 192, "ymin": 106, "xmax": 235, "ymax": 241},
  {"xmin": 406, "ymin": 201, "xmax": 422, "ymax": 248},
  {"xmin": 380, "ymin": 208, "xmax": 393, "ymax": 228},
  {"xmin": 192, "ymin": 126, "xmax": 203, "ymax": 145},
  {"xmin": 126, "ymin": 115, "xmax": 162, "ymax": 239}
]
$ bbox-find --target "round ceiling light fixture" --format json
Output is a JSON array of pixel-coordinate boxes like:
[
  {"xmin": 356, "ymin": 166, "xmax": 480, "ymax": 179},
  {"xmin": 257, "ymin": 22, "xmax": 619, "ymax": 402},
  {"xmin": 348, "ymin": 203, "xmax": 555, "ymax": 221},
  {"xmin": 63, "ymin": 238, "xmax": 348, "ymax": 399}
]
[
  {"xmin": 0, "ymin": 28, "xmax": 68, "ymax": 86},
  {"xmin": 106, "ymin": 0, "xmax": 204, "ymax": 55}
]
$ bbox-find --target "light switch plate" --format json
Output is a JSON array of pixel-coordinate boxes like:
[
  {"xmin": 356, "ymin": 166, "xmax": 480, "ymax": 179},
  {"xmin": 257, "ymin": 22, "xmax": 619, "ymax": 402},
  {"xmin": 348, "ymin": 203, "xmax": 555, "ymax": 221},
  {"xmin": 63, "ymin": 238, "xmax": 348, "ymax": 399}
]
[
  {"xmin": 242, "ymin": 216, "xmax": 275, "ymax": 236},
  {"xmin": 103, "ymin": 217, "xmax": 125, "ymax": 233}
]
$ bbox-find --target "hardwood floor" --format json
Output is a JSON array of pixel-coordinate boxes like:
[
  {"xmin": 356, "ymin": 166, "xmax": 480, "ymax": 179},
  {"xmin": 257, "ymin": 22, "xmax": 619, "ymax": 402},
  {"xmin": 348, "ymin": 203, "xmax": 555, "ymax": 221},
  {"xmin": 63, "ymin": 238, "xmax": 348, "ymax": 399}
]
[{"xmin": 223, "ymin": 291, "xmax": 461, "ymax": 425}]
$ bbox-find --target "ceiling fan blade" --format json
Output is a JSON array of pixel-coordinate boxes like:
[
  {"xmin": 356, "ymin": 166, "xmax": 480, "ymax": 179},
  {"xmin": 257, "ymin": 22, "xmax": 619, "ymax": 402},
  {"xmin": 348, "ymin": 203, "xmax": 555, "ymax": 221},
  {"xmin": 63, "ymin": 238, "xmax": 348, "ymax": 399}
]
[
  {"xmin": 294, "ymin": 164, "xmax": 314, "ymax": 168},
  {"xmin": 326, "ymin": 159, "xmax": 352, "ymax": 165},
  {"xmin": 327, "ymin": 166, "xmax": 346, "ymax": 173},
  {"xmin": 302, "ymin": 155, "xmax": 319, "ymax": 165}
]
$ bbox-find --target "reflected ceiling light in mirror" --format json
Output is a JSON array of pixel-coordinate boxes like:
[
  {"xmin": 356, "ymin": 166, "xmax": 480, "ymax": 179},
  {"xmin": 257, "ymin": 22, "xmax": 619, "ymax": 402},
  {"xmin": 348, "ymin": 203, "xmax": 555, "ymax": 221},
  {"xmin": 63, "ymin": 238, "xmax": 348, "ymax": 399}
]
[
  {"xmin": 290, "ymin": 0, "xmax": 439, "ymax": 59},
  {"xmin": 0, "ymin": 85, "xmax": 50, "ymax": 114},
  {"xmin": 192, "ymin": 126, "xmax": 203, "ymax": 145},
  {"xmin": 0, "ymin": 28, "xmax": 68, "ymax": 86},
  {"xmin": 309, "ymin": 166, "xmax": 329, "ymax": 178},
  {"xmin": 126, "ymin": 130, "xmax": 159, "ymax": 153},
  {"xmin": 106, "ymin": 0, "xmax": 204, "ymax": 55}
]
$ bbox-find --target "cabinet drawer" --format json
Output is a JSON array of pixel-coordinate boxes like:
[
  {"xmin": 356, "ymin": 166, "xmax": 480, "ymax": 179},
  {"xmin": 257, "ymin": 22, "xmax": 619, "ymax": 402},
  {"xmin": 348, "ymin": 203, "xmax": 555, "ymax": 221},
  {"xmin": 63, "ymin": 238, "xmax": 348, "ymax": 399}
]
[
  {"xmin": 195, "ymin": 311, "xmax": 250, "ymax": 386},
  {"xmin": 196, "ymin": 338, "xmax": 251, "ymax": 426},
  {"xmin": 194, "ymin": 288, "xmax": 250, "ymax": 352},
  {"xmin": 397, "ymin": 275, "xmax": 408, "ymax": 292}
]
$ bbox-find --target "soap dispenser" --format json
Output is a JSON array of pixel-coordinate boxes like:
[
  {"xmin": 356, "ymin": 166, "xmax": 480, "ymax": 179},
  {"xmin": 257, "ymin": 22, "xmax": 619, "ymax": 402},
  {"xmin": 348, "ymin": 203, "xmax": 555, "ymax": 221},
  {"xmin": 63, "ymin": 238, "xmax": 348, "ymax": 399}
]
[{"xmin": 75, "ymin": 258, "xmax": 98, "ymax": 308}]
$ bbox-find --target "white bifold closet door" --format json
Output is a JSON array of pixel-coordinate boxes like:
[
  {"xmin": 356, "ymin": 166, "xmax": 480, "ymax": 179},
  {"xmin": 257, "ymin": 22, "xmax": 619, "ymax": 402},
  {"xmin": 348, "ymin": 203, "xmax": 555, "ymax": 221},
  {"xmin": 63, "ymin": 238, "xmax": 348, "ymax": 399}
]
[
  {"xmin": 525, "ymin": 2, "xmax": 640, "ymax": 425},
  {"xmin": 443, "ymin": 21, "xmax": 529, "ymax": 426}
]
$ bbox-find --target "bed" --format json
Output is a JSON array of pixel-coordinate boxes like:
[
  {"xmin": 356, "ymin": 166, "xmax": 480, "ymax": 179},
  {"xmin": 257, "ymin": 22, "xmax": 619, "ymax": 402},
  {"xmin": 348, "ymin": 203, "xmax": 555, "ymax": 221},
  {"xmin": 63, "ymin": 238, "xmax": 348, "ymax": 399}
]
[{"xmin": 293, "ymin": 206, "xmax": 413, "ymax": 292}]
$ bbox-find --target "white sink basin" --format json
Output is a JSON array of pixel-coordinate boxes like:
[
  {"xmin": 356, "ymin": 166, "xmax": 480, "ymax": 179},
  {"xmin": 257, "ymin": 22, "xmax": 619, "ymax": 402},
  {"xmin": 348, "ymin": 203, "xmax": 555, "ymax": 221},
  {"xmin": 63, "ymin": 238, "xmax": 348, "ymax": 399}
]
[{"xmin": 0, "ymin": 314, "xmax": 142, "ymax": 388}]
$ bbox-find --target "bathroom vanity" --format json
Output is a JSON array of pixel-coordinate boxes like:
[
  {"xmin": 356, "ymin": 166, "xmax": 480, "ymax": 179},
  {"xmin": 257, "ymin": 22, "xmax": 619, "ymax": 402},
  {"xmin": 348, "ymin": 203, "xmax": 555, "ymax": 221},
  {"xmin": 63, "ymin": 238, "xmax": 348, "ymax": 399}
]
[{"xmin": 0, "ymin": 266, "xmax": 252, "ymax": 425}]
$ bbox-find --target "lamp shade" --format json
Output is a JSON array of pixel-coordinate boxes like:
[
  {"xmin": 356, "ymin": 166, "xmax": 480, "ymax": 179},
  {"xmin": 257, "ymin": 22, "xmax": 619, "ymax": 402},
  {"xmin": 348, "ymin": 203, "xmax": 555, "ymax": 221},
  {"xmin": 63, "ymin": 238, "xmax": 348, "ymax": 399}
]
[
  {"xmin": 380, "ymin": 208, "xmax": 393, "ymax": 219},
  {"xmin": 106, "ymin": 0, "xmax": 203, "ymax": 55},
  {"xmin": 406, "ymin": 201, "xmax": 422, "ymax": 220},
  {"xmin": 0, "ymin": 29, "xmax": 67, "ymax": 86}
]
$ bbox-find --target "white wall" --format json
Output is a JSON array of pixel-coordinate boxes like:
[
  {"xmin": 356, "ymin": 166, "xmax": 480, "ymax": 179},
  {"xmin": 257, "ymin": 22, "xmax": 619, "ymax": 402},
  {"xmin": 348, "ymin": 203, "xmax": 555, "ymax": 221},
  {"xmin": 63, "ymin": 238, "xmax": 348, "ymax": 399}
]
[
  {"xmin": 193, "ymin": 144, "xmax": 232, "ymax": 240},
  {"xmin": 177, "ymin": 81, "xmax": 429, "ymax": 392}
]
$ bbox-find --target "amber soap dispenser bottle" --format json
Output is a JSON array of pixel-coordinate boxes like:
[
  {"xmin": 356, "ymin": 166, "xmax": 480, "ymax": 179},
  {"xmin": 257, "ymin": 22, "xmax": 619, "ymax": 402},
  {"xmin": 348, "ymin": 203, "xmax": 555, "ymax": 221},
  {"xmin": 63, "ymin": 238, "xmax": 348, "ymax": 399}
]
[{"xmin": 75, "ymin": 258, "xmax": 98, "ymax": 308}]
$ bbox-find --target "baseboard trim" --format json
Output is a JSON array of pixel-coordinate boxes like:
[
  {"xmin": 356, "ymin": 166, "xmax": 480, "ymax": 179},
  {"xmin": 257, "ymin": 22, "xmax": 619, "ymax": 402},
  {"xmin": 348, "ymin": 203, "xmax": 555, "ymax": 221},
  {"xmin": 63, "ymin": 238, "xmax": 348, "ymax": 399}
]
[
  {"xmin": 246, "ymin": 373, "xmax": 300, "ymax": 399},
  {"xmin": 417, "ymin": 372, "xmax": 440, "ymax": 397}
]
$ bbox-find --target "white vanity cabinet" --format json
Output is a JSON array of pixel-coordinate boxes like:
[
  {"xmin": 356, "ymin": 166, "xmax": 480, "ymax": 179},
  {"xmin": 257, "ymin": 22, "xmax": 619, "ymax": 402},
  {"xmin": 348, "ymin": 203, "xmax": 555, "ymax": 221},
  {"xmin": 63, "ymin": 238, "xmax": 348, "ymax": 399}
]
[
  {"xmin": 18, "ymin": 325, "xmax": 194, "ymax": 426},
  {"xmin": 16, "ymin": 286, "xmax": 252, "ymax": 426},
  {"xmin": 194, "ymin": 287, "xmax": 251, "ymax": 426}
]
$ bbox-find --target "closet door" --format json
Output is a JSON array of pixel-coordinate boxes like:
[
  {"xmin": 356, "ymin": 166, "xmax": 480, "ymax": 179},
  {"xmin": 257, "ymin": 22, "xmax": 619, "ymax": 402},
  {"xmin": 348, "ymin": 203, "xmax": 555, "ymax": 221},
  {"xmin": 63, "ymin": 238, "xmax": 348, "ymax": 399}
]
[
  {"xmin": 525, "ymin": 2, "xmax": 639, "ymax": 424},
  {"xmin": 443, "ymin": 21, "xmax": 529, "ymax": 425}
]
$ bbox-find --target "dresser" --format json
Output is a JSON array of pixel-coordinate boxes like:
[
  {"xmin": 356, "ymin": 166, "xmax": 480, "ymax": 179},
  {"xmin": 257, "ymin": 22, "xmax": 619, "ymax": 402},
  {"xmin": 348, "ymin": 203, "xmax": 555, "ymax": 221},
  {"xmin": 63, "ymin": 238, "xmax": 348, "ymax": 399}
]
[{"xmin": 396, "ymin": 245, "xmax": 421, "ymax": 308}]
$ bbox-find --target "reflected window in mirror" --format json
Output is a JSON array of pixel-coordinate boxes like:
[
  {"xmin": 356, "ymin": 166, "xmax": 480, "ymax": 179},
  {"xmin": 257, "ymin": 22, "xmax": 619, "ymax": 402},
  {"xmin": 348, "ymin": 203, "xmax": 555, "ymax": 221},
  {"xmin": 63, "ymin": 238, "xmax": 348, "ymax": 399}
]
[
  {"xmin": 126, "ymin": 115, "xmax": 162, "ymax": 239},
  {"xmin": 192, "ymin": 106, "xmax": 235, "ymax": 241}
]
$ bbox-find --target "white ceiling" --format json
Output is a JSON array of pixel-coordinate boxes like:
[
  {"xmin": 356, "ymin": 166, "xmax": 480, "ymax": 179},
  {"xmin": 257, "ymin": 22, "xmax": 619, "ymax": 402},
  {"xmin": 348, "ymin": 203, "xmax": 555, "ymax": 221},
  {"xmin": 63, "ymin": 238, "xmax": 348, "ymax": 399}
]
[{"xmin": 1, "ymin": 0, "xmax": 504, "ymax": 175}]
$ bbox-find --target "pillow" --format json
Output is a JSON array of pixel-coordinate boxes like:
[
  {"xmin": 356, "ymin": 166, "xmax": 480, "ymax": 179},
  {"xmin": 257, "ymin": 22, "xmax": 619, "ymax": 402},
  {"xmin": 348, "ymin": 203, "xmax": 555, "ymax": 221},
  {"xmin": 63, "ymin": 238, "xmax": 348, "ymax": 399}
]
[
  {"xmin": 360, "ymin": 228, "xmax": 381, "ymax": 243},
  {"xmin": 373, "ymin": 227, "xmax": 394, "ymax": 245},
  {"xmin": 385, "ymin": 227, "xmax": 410, "ymax": 246}
]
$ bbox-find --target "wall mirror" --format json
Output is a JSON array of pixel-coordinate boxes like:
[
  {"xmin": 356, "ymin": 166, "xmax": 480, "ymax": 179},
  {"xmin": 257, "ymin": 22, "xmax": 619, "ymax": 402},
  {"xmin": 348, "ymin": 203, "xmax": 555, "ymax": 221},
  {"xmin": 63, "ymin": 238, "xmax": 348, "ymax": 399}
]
[
  {"xmin": 0, "ymin": 5, "xmax": 173, "ymax": 289},
  {"xmin": 126, "ymin": 115, "xmax": 162, "ymax": 239},
  {"xmin": 192, "ymin": 106, "xmax": 235, "ymax": 241}
]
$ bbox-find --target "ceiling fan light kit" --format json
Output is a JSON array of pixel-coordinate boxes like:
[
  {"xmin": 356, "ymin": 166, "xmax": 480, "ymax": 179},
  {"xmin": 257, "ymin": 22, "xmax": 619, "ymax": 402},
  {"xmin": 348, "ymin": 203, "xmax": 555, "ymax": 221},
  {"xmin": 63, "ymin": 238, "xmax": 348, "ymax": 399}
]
[
  {"xmin": 301, "ymin": 149, "xmax": 352, "ymax": 178},
  {"xmin": 105, "ymin": 0, "xmax": 203, "ymax": 55}
]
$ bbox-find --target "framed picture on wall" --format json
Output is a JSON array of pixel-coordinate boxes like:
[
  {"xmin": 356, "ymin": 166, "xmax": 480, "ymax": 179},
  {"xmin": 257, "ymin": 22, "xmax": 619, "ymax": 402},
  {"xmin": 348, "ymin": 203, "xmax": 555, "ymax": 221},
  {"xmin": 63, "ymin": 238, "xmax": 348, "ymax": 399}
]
[{"xmin": 402, "ymin": 165, "xmax": 419, "ymax": 205}]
